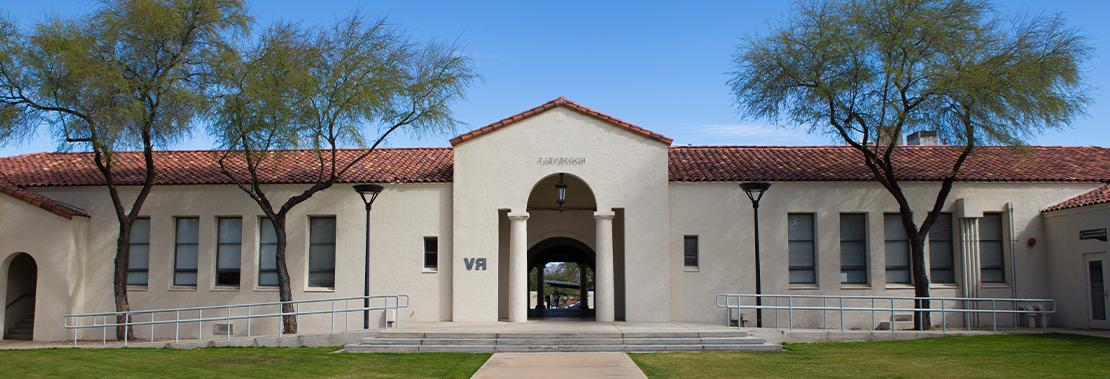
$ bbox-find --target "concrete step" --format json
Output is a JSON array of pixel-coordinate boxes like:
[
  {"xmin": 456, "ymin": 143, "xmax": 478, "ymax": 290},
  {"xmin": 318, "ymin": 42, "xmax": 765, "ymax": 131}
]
[
  {"xmin": 344, "ymin": 343, "xmax": 782, "ymax": 353},
  {"xmin": 4, "ymin": 333, "xmax": 32, "ymax": 340}
]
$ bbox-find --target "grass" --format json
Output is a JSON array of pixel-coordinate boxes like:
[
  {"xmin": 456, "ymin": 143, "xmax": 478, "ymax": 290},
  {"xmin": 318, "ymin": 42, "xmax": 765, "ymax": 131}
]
[
  {"xmin": 0, "ymin": 347, "xmax": 490, "ymax": 379},
  {"xmin": 630, "ymin": 333, "xmax": 1110, "ymax": 378}
]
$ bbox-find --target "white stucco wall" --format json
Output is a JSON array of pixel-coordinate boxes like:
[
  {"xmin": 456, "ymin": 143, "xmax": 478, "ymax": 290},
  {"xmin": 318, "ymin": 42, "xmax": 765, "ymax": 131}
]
[
  {"xmin": 452, "ymin": 107, "xmax": 671, "ymax": 321},
  {"xmin": 1044, "ymin": 203, "xmax": 1110, "ymax": 329},
  {"xmin": 30, "ymin": 182, "xmax": 452, "ymax": 340},
  {"xmin": 668, "ymin": 181, "xmax": 1102, "ymax": 328},
  {"xmin": 0, "ymin": 193, "xmax": 86, "ymax": 341}
]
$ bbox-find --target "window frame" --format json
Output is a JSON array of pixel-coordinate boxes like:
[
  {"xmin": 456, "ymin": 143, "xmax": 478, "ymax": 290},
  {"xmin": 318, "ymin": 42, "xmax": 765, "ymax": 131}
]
[
  {"xmin": 214, "ymin": 216, "xmax": 242, "ymax": 288},
  {"xmin": 979, "ymin": 212, "xmax": 1006, "ymax": 284},
  {"xmin": 928, "ymin": 213, "xmax": 957, "ymax": 284},
  {"xmin": 258, "ymin": 217, "xmax": 278, "ymax": 288},
  {"xmin": 126, "ymin": 217, "xmax": 151, "ymax": 287},
  {"xmin": 307, "ymin": 216, "xmax": 337, "ymax": 289},
  {"xmin": 884, "ymin": 213, "xmax": 912, "ymax": 285},
  {"xmin": 787, "ymin": 213, "xmax": 818, "ymax": 285},
  {"xmin": 173, "ymin": 216, "xmax": 200, "ymax": 287},
  {"xmin": 424, "ymin": 236, "xmax": 439, "ymax": 271},
  {"xmin": 839, "ymin": 213, "xmax": 869, "ymax": 285},
  {"xmin": 683, "ymin": 235, "xmax": 699, "ymax": 269}
]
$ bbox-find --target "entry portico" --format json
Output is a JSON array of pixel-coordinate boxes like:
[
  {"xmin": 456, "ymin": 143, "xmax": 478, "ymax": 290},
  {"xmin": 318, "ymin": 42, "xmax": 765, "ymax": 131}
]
[{"xmin": 454, "ymin": 97, "xmax": 671, "ymax": 322}]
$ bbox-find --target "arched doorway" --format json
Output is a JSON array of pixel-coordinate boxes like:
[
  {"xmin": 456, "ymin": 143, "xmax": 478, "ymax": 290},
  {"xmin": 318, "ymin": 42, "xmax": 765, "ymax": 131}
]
[
  {"xmin": 528, "ymin": 237, "xmax": 595, "ymax": 319},
  {"xmin": 4, "ymin": 253, "xmax": 37, "ymax": 340},
  {"xmin": 499, "ymin": 172, "xmax": 624, "ymax": 322}
]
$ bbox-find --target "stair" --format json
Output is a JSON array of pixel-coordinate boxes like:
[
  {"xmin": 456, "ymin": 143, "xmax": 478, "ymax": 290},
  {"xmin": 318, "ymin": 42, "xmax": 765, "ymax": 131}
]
[
  {"xmin": 5, "ymin": 317, "xmax": 34, "ymax": 340},
  {"xmin": 343, "ymin": 330, "xmax": 781, "ymax": 353}
]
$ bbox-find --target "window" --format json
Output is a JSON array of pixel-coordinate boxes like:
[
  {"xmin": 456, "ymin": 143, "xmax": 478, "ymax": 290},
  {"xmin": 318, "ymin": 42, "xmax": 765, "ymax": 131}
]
[
  {"xmin": 308, "ymin": 216, "xmax": 336, "ymax": 288},
  {"xmin": 424, "ymin": 237, "xmax": 439, "ymax": 270},
  {"xmin": 258, "ymin": 218, "xmax": 278, "ymax": 287},
  {"xmin": 127, "ymin": 218, "xmax": 150, "ymax": 286},
  {"xmin": 979, "ymin": 213, "xmax": 1005, "ymax": 283},
  {"xmin": 787, "ymin": 214, "xmax": 816, "ymax": 285},
  {"xmin": 929, "ymin": 213, "xmax": 956, "ymax": 284},
  {"xmin": 215, "ymin": 217, "xmax": 242, "ymax": 287},
  {"xmin": 884, "ymin": 214, "xmax": 911, "ymax": 284},
  {"xmin": 683, "ymin": 235, "xmax": 698, "ymax": 268},
  {"xmin": 174, "ymin": 217, "xmax": 200, "ymax": 286},
  {"xmin": 839, "ymin": 214, "xmax": 868, "ymax": 285}
]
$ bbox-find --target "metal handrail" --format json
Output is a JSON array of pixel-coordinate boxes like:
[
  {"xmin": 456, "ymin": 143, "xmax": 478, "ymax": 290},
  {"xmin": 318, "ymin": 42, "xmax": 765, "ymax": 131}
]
[
  {"xmin": 716, "ymin": 293, "xmax": 1054, "ymax": 333},
  {"xmin": 64, "ymin": 294, "xmax": 409, "ymax": 347},
  {"xmin": 5, "ymin": 292, "xmax": 34, "ymax": 309}
]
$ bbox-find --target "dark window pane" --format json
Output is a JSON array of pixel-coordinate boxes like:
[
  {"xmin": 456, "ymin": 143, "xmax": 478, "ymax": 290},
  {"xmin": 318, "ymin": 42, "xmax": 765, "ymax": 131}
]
[
  {"xmin": 174, "ymin": 217, "xmax": 199, "ymax": 286},
  {"xmin": 840, "ymin": 214, "xmax": 868, "ymax": 284},
  {"xmin": 929, "ymin": 213, "xmax": 955, "ymax": 283},
  {"xmin": 788, "ymin": 214, "xmax": 816, "ymax": 284},
  {"xmin": 979, "ymin": 213, "xmax": 1005, "ymax": 283},
  {"xmin": 1090, "ymin": 260, "xmax": 1106, "ymax": 321},
  {"xmin": 683, "ymin": 235, "xmax": 698, "ymax": 268},
  {"xmin": 308, "ymin": 217, "xmax": 336, "ymax": 288},
  {"xmin": 885, "ymin": 214, "xmax": 911, "ymax": 284},
  {"xmin": 424, "ymin": 237, "xmax": 438, "ymax": 269}
]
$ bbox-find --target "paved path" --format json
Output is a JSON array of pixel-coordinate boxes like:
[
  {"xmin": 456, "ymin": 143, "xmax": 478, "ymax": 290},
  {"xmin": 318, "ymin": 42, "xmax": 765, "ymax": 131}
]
[{"xmin": 471, "ymin": 352, "xmax": 647, "ymax": 379}]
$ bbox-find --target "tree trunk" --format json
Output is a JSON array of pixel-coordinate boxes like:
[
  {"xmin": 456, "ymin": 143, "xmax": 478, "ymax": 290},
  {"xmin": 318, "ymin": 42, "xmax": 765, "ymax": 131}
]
[
  {"xmin": 910, "ymin": 235, "xmax": 931, "ymax": 330},
  {"xmin": 273, "ymin": 215, "xmax": 297, "ymax": 334},
  {"xmin": 113, "ymin": 222, "xmax": 132, "ymax": 340}
]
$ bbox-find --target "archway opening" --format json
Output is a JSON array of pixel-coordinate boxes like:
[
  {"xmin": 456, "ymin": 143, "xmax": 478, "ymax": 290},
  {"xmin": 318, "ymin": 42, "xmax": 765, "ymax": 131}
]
[
  {"xmin": 4, "ymin": 253, "xmax": 37, "ymax": 340},
  {"xmin": 528, "ymin": 237, "xmax": 595, "ymax": 319}
]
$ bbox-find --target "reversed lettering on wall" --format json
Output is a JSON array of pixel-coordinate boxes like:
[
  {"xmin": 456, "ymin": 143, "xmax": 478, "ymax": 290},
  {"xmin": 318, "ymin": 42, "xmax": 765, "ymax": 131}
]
[
  {"xmin": 463, "ymin": 257, "xmax": 488, "ymax": 271},
  {"xmin": 536, "ymin": 157, "xmax": 586, "ymax": 166}
]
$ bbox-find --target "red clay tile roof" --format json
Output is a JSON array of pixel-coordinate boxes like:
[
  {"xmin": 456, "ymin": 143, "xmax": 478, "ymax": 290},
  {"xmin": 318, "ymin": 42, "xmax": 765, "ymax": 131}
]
[
  {"xmin": 0, "ymin": 178, "xmax": 89, "ymax": 219},
  {"xmin": 0, "ymin": 145, "xmax": 1106, "ymax": 190},
  {"xmin": 669, "ymin": 145, "xmax": 1110, "ymax": 182},
  {"xmin": 450, "ymin": 97, "xmax": 673, "ymax": 146},
  {"xmin": 0, "ymin": 148, "xmax": 453, "ymax": 187},
  {"xmin": 1044, "ymin": 184, "xmax": 1110, "ymax": 212}
]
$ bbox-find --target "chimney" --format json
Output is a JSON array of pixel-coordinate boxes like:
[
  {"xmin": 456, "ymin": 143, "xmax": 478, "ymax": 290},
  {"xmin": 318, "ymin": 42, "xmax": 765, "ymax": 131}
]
[{"xmin": 906, "ymin": 131, "xmax": 939, "ymax": 146}]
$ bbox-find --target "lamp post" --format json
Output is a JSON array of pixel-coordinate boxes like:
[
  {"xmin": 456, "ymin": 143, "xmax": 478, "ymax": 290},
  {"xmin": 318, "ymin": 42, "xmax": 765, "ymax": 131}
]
[
  {"xmin": 739, "ymin": 181, "xmax": 771, "ymax": 327},
  {"xmin": 555, "ymin": 173, "xmax": 568, "ymax": 212},
  {"xmin": 353, "ymin": 183, "xmax": 384, "ymax": 329}
]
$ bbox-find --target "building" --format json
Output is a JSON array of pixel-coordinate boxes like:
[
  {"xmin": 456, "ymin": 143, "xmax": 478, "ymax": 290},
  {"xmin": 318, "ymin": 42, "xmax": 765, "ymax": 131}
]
[{"xmin": 1, "ymin": 97, "xmax": 1108, "ymax": 341}]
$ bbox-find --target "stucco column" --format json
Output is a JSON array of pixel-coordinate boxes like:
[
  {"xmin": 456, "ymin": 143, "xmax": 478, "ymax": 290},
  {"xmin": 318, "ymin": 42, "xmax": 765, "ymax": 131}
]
[
  {"xmin": 508, "ymin": 212, "xmax": 530, "ymax": 322},
  {"xmin": 594, "ymin": 210, "xmax": 616, "ymax": 322}
]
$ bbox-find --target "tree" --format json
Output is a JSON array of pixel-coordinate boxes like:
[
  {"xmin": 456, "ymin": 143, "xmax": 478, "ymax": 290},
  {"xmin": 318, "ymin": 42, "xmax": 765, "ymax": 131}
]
[
  {"xmin": 729, "ymin": 0, "xmax": 1089, "ymax": 329},
  {"xmin": 0, "ymin": 0, "xmax": 248, "ymax": 339},
  {"xmin": 208, "ymin": 15, "xmax": 474, "ymax": 333}
]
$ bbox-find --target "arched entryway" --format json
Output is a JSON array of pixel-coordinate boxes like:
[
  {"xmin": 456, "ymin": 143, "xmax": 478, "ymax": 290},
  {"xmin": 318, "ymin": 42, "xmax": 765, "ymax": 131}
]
[
  {"xmin": 500, "ymin": 172, "xmax": 623, "ymax": 322},
  {"xmin": 3, "ymin": 253, "xmax": 37, "ymax": 340},
  {"xmin": 528, "ymin": 237, "xmax": 595, "ymax": 319}
]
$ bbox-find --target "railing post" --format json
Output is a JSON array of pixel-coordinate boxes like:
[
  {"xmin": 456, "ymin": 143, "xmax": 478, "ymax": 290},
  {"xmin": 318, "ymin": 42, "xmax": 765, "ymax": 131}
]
[
  {"xmin": 150, "ymin": 312, "xmax": 155, "ymax": 343},
  {"xmin": 246, "ymin": 306, "xmax": 252, "ymax": 337},
  {"xmin": 226, "ymin": 307, "xmax": 232, "ymax": 342},
  {"xmin": 175, "ymin": 310, "xmax": 180, "ymax": 343},
  {"xmin": 198, "ymin": 309, "xmax": 203, "ymax": 341},
  {"xmin": 788, "ymin": 296, "xmax": 794, "ymax": 330},
  {"xmin": 839, "ymin": 297, "xmax": 845, "ymax": 332},
  {"xmin": 1041, "ymin": 300, "xmax": 1048, "ymax": 331},
  {"xmin": 822, "ymin": 297, "xmax": 827, "ymax": 329},
  {"xmin": 992, "ymin": 300, "xmax": 997, "ymax": 333},
  {"xmin": 123, "ymin": 314, "xmax": 129, "ymax": 347},
  {"xmin": 330, "ymin": 299, "xmax": 336, "ymax": 335},
  {"xmin": 72, "ymin": 317, "xmax": 78, "ymax": 348},
  {"xmin": 870, "ymin": 298, "xmax": 875, "ymax": 331},
  {"xmin": 344, "ymin": 299, "xmax": 349, "ymax": 332},
  {"xmin": 102, "ymin": 316, "xmax": 107, "ymax": 345},
  {"xmin": 941, "ymin": 299, "xmax": 947, "ymax": 334},
  {"xmin": 890, "ymin": 298, "xmax": 895, "ymax": 333}
]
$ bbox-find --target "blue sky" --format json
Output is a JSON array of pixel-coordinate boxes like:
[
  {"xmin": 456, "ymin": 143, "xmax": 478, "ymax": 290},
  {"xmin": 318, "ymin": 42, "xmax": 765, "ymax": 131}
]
[{"xmin": 1, "ymin": 1, "xmax": 1107, "ymax": 155}]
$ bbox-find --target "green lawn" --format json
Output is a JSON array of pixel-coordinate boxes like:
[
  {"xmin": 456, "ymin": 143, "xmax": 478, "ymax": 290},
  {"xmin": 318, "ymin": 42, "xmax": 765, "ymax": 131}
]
[
  {"xmin": 630, "ymin": 333, "xmax": 1110, "ymax": 378},
  {"xmin": 0, "ymin": 348, "xmax": 489, "ymax": 379}
]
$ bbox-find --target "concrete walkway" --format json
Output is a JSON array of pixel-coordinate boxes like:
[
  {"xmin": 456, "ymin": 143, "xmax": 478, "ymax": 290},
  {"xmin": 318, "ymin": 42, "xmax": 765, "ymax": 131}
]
[{"xmin": 472, "ymin": 352, "xmax": 647, "ymax": 379}]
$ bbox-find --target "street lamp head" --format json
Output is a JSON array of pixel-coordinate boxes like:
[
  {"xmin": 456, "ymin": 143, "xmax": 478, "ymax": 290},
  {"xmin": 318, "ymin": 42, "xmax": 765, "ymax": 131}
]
[
  {"xmin": 739, "ymin": 181, "xmax": 771, "ymax": 205},
  {"xmin": 353, "ymin": 183, "xmax": 385, "ymax": 208}
]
